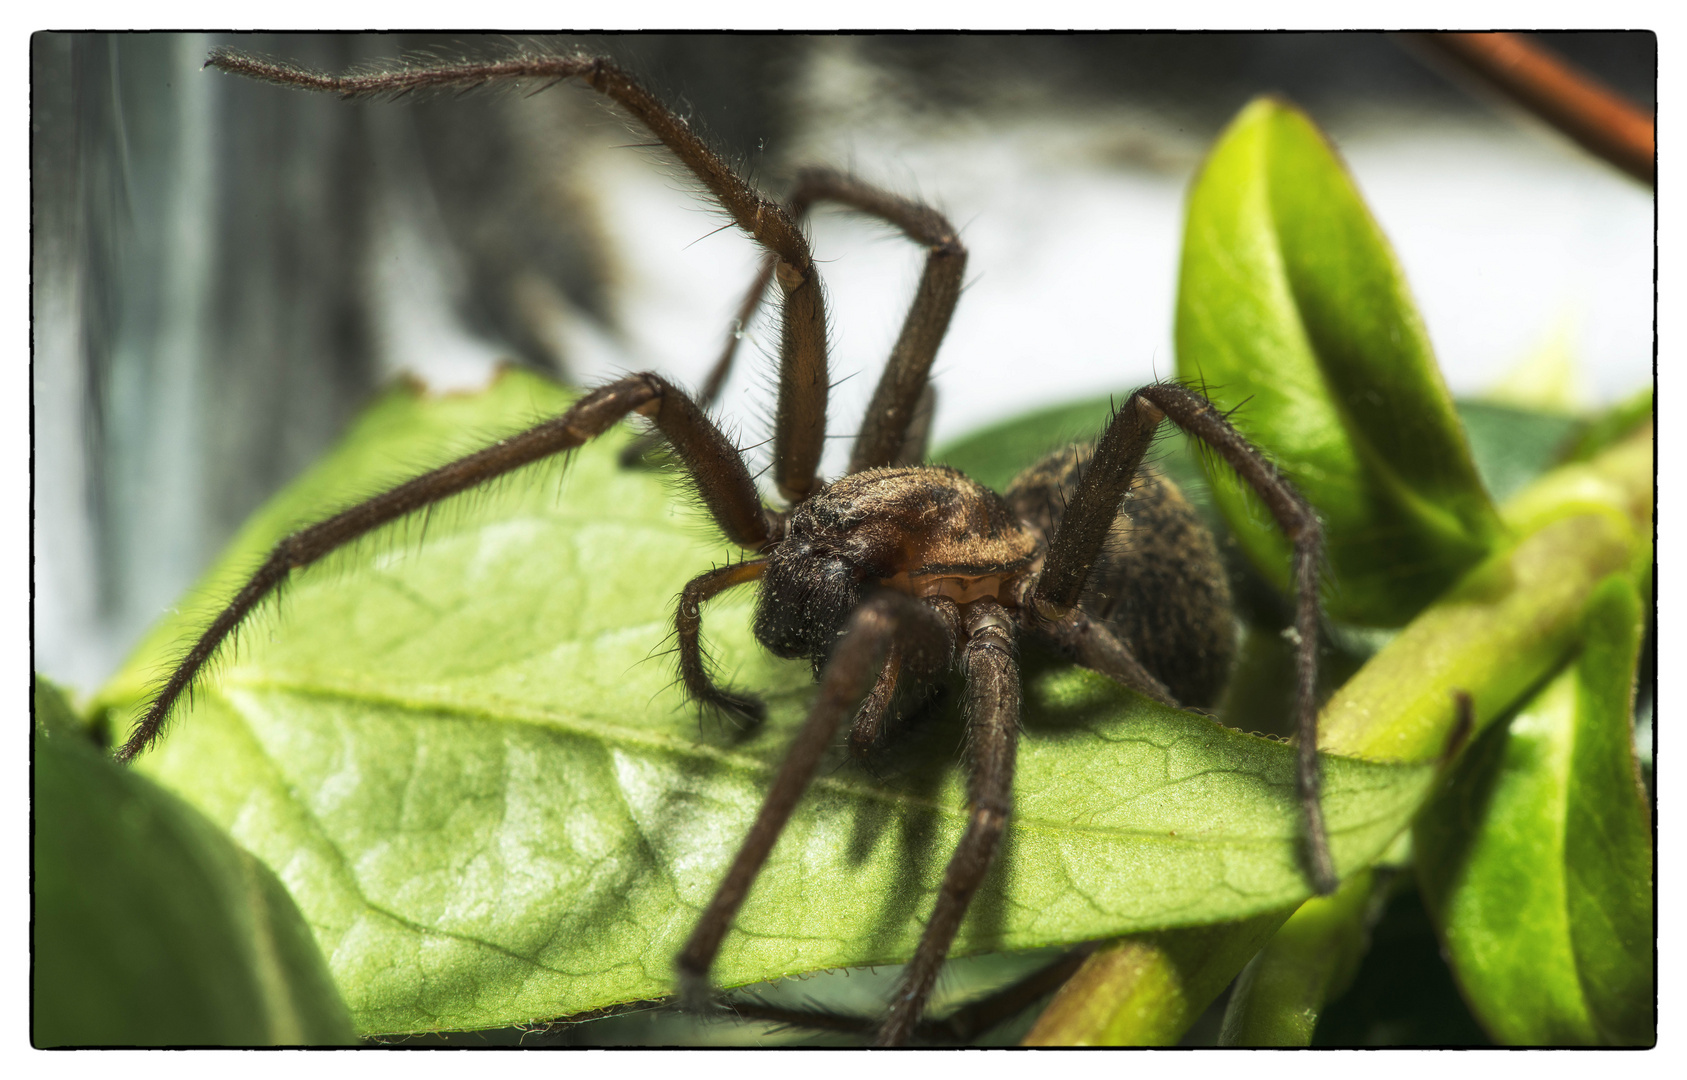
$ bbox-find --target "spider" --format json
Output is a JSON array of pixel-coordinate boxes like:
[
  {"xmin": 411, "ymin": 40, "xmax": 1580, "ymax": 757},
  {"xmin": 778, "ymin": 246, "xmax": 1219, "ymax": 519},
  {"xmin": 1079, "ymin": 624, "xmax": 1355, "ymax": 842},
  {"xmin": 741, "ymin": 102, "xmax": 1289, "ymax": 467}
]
[{"xmin": 115, "ymin": 47, "xmax": 1332, "ymax": 1047}]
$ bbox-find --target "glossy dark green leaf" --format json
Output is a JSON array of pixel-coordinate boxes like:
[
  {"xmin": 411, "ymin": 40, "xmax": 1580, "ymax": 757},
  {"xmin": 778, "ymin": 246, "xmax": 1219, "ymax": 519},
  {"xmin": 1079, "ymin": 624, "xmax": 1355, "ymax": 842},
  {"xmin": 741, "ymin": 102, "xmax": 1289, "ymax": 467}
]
[
  {"xmin": 1414, "ymin": 575, "xmax": 1653, "ymax": 1045},
  {"xmin": 33, "ymin": 678, "xmax": 355, "ymax": 1046},
  {"xmin": 96, "ymin": 370, "xmax": 1433, "ymax": 1036},
  {"xmin": 1175, "ymin": 97, "xmax": 1501, "ymax": 626}
]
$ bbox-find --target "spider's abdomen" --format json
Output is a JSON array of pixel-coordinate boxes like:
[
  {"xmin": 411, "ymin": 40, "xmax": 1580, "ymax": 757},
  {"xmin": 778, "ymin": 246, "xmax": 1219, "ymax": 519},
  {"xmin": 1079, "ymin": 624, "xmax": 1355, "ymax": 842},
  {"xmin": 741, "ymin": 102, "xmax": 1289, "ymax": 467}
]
[
  {"xmin": 753, "ymin": 466, "xmax": 1039, "ymax": 663},
  {"xmin": 1006, "ymin": 444, "xmax": 1237, "ymax": 707}
]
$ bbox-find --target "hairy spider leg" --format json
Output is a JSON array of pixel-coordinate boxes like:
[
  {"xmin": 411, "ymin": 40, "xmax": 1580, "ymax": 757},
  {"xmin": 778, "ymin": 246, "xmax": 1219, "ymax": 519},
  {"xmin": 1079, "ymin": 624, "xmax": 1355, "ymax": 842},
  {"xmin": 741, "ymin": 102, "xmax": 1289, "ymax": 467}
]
[
  {"xmin": 676, "ymin": 559, "xmax": 772, "ymax": 723},
  {"xmin": 207, "ymin": 48, "xmax": 832, "ymax": 503},
  {"xmin": 875, "ymin": 596, "xmax": 1021, "ymax": 1047},
  {"xmin": 1031, "ymin": 383, "xmax": 1334, "ymax": 894},
  {"xmin": 782, "ymin": 169, "xmax": 967, "ymax": 474},
  {"xmin": 117, "ymin": 374, "xmax": 772, "ymax": 763},
  {"xmin": 619, "ymin": 255, "xmax": 777, "ymax": 468},
  {"xmin": 1031, "ymin": 609, "xmax": 1178, "ymax": 707},
  {"xmin": 674, "ymin": 590, "xmax": 955, "ymax": 1012},
  {"xmin": 636, "ymin": 168, "xmax": 965, "ymax": 474}
]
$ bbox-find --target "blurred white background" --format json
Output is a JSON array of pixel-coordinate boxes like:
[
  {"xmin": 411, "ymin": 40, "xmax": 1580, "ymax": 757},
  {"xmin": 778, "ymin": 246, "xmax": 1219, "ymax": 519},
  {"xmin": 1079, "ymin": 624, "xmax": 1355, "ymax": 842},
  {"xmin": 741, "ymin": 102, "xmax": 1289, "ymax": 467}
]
[{"xmin": 32, "ymin": 32, "xmax": 1655, "ymax": 694}]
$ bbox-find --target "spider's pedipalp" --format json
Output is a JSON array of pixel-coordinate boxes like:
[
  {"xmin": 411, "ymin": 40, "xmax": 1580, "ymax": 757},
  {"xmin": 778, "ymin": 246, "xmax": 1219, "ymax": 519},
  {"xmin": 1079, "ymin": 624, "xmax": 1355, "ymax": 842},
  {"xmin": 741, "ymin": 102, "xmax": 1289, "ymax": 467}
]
[{"xmin": 676, "ymin": 559, "xmax": 770, "ymax": 724}]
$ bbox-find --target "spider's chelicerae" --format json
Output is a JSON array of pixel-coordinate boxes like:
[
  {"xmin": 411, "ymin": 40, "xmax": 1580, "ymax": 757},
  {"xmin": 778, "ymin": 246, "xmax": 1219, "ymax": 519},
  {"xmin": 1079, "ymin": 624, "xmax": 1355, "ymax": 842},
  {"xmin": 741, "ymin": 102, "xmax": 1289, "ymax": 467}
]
[{"xmin": 118, "ymin": 48, "xmax": 1332, "ymax": 1046}]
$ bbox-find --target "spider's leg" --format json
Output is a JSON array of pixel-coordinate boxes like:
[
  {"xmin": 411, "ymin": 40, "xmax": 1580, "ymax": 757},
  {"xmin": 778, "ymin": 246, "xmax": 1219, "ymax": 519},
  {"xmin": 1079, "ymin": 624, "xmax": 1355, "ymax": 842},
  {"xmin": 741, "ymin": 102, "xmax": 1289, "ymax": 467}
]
[
  {"xmin": 627, "ymin": 165, "xmax": 960, "ymax": 476},
  {"xmin": 208, "ymin": 49, "xmax": 832, "ymax": 504},
  {"xmin": 627, "ymin": 164, "xmax": 961, "ymax": 475},
  {"xmin": 1135, "ymin": 384, "xmax": 1330, "ymax": 892},
  {"xmin": 677, "ymin": 559, "xmax": 771, "ymax": 723},
  {"xmin": 874, "ymin": 597, "xmax": 1020, "ymax": 1047},
  {"xmin": 674, "ymin": 590, "xmax": 954, "ymax": 1007},
  {"xmin": 780, "ymin": 169, "xmax": 966, "ymax": 474},
  {"xmin": 1031, "ymin": 609, "xmax": 1178, "ymax": 708},
  {"xmin": 847, "ymin": 642, "xmax": 904, "ymax": 759},
  {"xmin": 845, "ymin": 594, "xmax": 962, "ymax": 759},
  {"xmin": 1032, "ymin": 385, "xmax": 1333, "ymax": 894},
  {"xmin": 118, "ymin": 373, "xmax": 772, "ymax": 763},
  {"xmin": 620, "ymin": 254, "xmax": 777, "ymax": 469},
  {"xmin": 1029, "ymin": 397, "xmax": 1164, "ymax": 621}
]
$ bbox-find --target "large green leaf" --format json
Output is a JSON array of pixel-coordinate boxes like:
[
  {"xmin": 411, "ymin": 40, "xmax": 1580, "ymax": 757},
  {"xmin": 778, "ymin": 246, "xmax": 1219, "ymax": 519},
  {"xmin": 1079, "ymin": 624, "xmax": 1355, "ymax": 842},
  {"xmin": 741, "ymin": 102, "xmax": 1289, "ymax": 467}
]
[
  {"xmin": 95, "ymin": 369, "xmax": 1432, "ymax": 1036},
  {"xmin": 1176, "ymin": 97, "xmax": 1501, "ymax": 627},
  {"xmin": 34, "ymin": 679, "xmax": 354, "ymax": 1046},
  {"xmin": 1415, "ymin": 574, "xmax": 1653, "ymax": 1045}
]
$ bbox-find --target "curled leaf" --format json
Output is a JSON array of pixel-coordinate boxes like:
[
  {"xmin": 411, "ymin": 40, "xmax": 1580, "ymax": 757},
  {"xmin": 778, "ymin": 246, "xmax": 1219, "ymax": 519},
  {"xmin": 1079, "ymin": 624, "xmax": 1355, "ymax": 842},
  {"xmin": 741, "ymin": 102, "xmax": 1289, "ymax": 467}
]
[
  {"xmin": 1414, "ymin": 575, "xmax": 1653, "ymax": 1045},
  {"xmin": 1176, "ymin": 97, "xmax": 1501, "ymax": 626}
]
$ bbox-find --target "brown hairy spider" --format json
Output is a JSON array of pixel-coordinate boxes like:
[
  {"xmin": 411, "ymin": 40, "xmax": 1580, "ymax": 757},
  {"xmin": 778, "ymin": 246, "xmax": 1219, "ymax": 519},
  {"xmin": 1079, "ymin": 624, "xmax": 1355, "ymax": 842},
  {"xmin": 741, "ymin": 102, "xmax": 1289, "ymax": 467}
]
[{"xmin": 116, "ymin": 48, "xmax": 1332, "ymax": 1046}]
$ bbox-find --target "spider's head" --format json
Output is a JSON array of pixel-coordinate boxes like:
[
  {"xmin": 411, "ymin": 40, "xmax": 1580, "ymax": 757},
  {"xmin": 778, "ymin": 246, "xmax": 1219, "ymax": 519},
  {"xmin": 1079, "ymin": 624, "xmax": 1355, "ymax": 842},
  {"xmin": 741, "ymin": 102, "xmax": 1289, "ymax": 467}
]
[{"xmin": 751, "ymin": 535, "xmax": 864, "ymax": 664}]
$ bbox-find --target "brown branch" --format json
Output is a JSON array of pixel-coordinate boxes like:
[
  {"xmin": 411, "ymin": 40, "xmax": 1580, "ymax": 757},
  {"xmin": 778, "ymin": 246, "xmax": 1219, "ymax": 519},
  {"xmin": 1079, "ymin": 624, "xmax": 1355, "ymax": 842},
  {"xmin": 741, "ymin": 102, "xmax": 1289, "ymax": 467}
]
[{"xmin": 1411, "ymin": 32, "xmax": 1654, "ymax": 186}]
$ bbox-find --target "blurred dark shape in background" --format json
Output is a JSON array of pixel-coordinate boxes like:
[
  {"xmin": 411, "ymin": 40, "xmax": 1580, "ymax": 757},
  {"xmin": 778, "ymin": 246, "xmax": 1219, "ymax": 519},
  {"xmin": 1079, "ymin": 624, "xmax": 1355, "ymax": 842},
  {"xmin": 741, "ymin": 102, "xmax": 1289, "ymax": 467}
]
[{"xmin": 30, "ymin": 32, "xmax": 1654, "ymax": 693}]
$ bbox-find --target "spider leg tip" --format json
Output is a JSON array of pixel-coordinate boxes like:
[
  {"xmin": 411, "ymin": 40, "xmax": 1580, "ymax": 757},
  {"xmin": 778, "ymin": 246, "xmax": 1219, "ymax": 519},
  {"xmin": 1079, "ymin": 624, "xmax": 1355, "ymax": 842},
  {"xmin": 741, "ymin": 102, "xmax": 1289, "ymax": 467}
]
[{"xmin": 673, "ymin": 965, "xmax": 715, "ymax": 1015}]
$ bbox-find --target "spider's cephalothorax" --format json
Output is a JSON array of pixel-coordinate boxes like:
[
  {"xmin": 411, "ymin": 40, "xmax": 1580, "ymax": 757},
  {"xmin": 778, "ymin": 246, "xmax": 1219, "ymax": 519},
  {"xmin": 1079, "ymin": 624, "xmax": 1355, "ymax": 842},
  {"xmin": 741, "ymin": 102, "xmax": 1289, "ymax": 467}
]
[
  {"xmin": 753, "ymin": 466, "xmax": 1039, "ymax": 666},
  {"xmin": 122, "ymin": 49, "xmax": 1330, "ymax": 1047},
  {"xmin": 753, "ymin": 456, "xmax": 1235, "ymax": 704}
]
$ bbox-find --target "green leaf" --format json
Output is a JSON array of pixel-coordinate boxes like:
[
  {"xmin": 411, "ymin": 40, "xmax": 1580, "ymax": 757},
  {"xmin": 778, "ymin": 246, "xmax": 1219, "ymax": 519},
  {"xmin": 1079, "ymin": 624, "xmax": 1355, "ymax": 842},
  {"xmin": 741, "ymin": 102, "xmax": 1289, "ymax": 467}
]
[
  {"xmin": 1217, "ymin": 868, "xmax": 1379, "ymax": 1046},
  {"xmin": 1565, "ymin": 386, "xmax": 1655, "ymax": 463},
  {"xmin": 33, "ymin": 678, "xmax": 355, "ymax": 1046},
  {"xmin": 95, "ymin": 369, "xmax": 1433, "ymax": 1036},
  {"xmin": 1456, "ymin": 402, "xmax": 1581, "ymax": 505},
  {"xmin": 1023, "ymin": 910, "xmax": 1293, "ymax": 1046},
  {"xmin": 1175, "ymin": 97, "xmax": 1501, "ymax": 626},
  {"xmin": 1564, "ymin": 577, "xmax": 1655, "ymax": 1044},
  {"xmin": 1414, "ymin": 575, "xmax": 1653, "ymax": 1045},
  {"xmin": 1316, "ymin": 408, "xmax": 1650, "ymax": 766}
]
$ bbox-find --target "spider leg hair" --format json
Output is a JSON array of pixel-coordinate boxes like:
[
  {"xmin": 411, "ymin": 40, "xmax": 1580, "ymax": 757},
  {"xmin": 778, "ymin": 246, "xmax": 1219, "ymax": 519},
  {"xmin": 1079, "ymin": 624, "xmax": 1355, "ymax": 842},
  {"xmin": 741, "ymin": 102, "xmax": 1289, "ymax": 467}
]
[
  {"xmin": 874, "ymin": 596, "xmax": 1019, "ymax": 1047},
  {"xmin": 1032, "ymin": 382, "xmax": 1334, "ymax": 894},
  {"xmin": 675, "ymin": 590, "xmax": 955, "ymax": 1015},
  {"xmin": 207, "ymin": 46, "xmax": 831, "ymax": 504},
  {"xmin": 847, "ymin": 594, "xmax": 960, "ymax": 760},
  {"xmin": 117, "ymin": 373, "xmax": 773, "ymax": 763},
  {"xmin": 782, "ymin": 168, "xmax": 966, "ymax": 474},
  {"xmin": 639, "ymin": 165, "xmax": 962, "ymax": 478},
  {"xmin": 1031, "ymin": 609, "xmax": 1178, "ymax": 708},
  {"xmin": 620, "ymin": 253, "xmax": 778, "ymax": 469}
]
